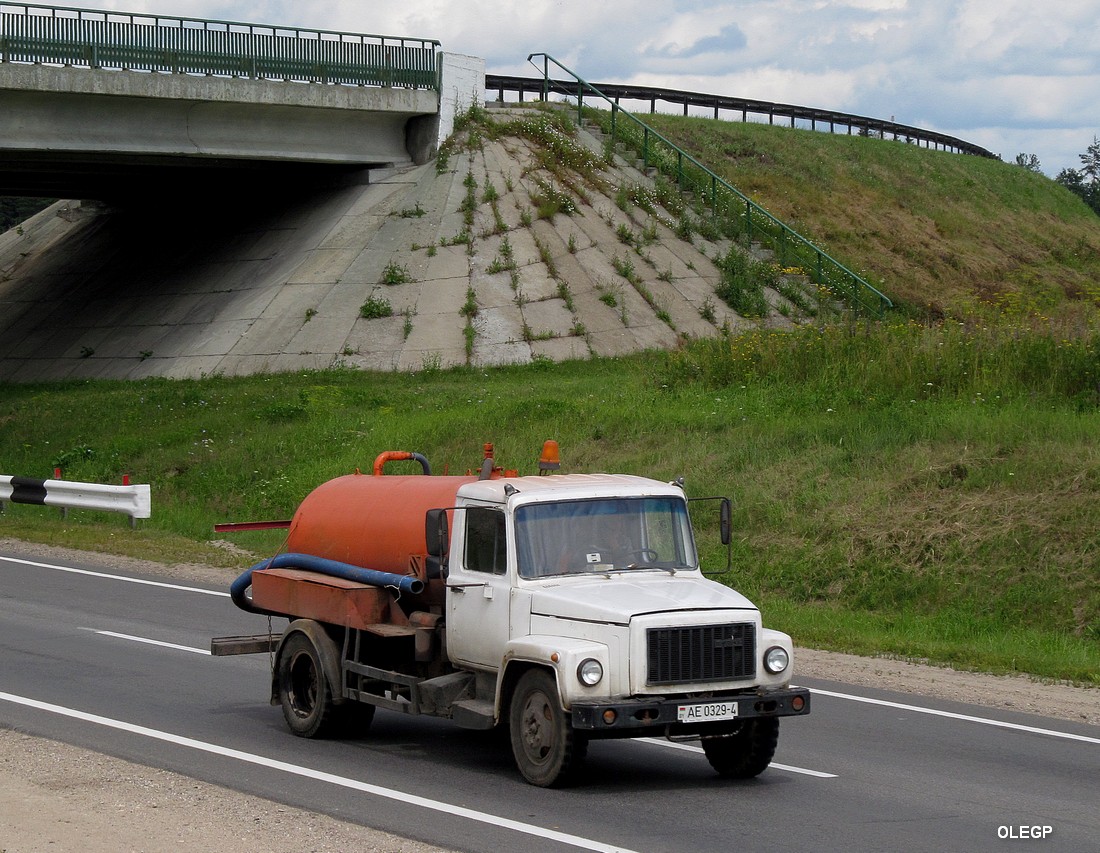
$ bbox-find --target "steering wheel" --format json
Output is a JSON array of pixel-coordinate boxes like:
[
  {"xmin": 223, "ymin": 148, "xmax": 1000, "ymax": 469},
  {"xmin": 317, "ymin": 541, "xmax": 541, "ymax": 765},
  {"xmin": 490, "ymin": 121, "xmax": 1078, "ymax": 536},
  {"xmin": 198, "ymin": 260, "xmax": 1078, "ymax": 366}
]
[{"xmin": 624, "ymin": 548, "xmax": 659, "ymax": 564}]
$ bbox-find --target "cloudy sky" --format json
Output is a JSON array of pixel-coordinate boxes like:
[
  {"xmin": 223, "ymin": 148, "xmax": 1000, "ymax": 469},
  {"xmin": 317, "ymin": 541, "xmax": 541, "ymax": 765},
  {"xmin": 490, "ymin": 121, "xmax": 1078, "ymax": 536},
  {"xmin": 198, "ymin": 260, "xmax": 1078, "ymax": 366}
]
[{"xmin": 49, "ymin": 0, "xmax": 1100, "ymax": 176}]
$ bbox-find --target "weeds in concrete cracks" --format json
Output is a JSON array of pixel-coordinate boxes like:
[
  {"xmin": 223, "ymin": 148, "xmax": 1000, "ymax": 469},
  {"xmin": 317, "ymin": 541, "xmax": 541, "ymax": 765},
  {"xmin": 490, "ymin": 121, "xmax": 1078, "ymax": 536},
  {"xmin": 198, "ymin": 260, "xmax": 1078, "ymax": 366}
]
[
  {"xmin": 460, "ymin": 286, "xmax": 478, "ymax": 319},
  {"xmin": 557, "ymin": 281, "xmax": 575, "ymax": 312},
  {"xmin": 381, "ymin": 262, "xmax": 413, "ymax": 285},
  {"xmin": 533, "ymin": 235, "xmax": 557, "ymax": 278},
  {"xmin": 360, "ymin": 294, "xmax": 394, "ymax": 319},
  {"xmin": 613, "ymin": 255, "xmax": 639, "ymax": 285}
]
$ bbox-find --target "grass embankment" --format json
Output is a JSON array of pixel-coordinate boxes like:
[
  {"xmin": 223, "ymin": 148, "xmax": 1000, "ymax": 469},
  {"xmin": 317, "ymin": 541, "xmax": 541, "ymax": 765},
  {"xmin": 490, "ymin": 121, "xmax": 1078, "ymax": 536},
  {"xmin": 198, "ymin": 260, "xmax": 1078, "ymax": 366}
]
[
  {"xmin": 642, "ymin": 114, "xmax": 1100, "ymax": 320},
  {"xmin": 2, "ymin": 322, "xmax": 1098, "ymax": 684}
]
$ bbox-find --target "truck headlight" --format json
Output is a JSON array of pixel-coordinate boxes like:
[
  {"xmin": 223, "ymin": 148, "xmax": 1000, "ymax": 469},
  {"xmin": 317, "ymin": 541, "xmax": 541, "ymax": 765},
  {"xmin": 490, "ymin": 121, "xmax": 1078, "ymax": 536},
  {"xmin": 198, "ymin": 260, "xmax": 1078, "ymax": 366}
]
[
  {"xmin": 577, "ymin": 658, "xmax": 603, "ymax": 686},
  {"xmin": 763, "ymin": 646, "xmax": 789, "ymax": 674}
]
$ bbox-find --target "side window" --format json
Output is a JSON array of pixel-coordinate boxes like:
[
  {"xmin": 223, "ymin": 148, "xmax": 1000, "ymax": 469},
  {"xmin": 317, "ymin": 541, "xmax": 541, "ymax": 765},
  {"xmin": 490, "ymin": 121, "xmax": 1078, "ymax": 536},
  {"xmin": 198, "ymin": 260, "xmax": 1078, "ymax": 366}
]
[{"xmin": 464, "ymin": 507, "xmax": 507, "ymax": 575}]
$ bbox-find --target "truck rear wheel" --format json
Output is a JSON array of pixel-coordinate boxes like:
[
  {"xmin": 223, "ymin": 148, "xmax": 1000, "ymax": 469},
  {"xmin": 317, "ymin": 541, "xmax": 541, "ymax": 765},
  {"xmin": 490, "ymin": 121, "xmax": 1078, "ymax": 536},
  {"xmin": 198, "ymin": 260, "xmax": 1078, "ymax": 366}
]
[
  {"xmin": 509, "ymin": 669, "xmax": 587, "ymax": 787},
  {"xmin": 702, "ymin": 717, "xmax": 779, "ymax": 779},
  {"xmin": 276, "ymin": 631, "xmax": 339, "ymax": 738}
]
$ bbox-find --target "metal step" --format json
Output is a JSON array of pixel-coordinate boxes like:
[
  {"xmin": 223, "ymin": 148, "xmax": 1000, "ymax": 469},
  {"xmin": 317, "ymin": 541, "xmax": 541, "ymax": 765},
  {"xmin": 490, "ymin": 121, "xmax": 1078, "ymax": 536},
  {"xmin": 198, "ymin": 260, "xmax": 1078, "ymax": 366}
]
[{"xmin": 451, "ymin": 698, "xmax": 496, "ymax": 730}]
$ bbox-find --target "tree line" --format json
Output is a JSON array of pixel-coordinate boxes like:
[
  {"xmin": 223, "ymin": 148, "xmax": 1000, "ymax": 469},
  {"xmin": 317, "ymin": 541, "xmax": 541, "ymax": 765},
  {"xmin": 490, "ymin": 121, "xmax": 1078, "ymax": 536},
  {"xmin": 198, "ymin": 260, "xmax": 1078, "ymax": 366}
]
[
  {"xmin": 1055, "ymin": 137, "xmax": 1100, "ymax": 215},
  {"xmin": 1020, "ymin": 137, "xmax": 1100, "ymax": 216}
]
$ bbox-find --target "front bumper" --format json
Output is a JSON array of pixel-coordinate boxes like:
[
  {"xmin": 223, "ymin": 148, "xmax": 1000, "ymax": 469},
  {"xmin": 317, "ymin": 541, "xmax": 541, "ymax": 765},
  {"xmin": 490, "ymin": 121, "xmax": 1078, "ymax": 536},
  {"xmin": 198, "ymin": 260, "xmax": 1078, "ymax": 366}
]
[{"xmin": 571, "ymin": 686, "xmax": 810, "ymax": 735}]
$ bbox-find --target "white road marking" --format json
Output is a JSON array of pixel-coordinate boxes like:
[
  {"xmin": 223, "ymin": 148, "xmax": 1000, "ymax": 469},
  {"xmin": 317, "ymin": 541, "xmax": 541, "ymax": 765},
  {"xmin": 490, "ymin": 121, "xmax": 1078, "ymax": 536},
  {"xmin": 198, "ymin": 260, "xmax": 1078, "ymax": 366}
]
[
  {"xmin": 8, "ymin": 555, "xmax": 1094, "ymax": 748},
  {"xmin": 0, "ymin": 690, "xmax": 639, "ymax": 853},
  {"xmin": 85, "ymin": 629, "xmax": 210, "ymax": 655},
  {"xmin": 809, "ymin": 687, "xmax": 1100, "ymax": 745},
  {"xmin": 0, "ymin": 555, "xmax": 229, "ymax": 597},
  {"xmin": 639, "ymin": 737, "xmax": 837, "ymax": 777}
]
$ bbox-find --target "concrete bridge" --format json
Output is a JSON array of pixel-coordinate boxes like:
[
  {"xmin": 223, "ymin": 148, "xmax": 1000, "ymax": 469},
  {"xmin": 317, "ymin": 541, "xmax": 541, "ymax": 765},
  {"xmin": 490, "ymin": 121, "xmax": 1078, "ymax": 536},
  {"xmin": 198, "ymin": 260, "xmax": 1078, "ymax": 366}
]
[
  {"xmin": 0, "ymin": 4, "xmax": 500, "ymax": 383},
  {"xmin": 0, "ymin": 3, "xmax": 480, "ymax": 198}
]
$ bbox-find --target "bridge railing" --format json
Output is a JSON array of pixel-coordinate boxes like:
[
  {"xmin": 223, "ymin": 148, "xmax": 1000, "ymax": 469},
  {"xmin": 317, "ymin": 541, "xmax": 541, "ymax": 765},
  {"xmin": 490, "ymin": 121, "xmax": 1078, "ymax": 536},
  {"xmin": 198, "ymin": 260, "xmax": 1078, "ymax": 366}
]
[
  {"xmin": 0, "ymin": 2, "xmax": 440, "ymax": 89},
  {"xmin": 486, "ymin": 74, "xmax": 996, "ymax": 160},
  {"xmin": 526, "ymin": 53, "xmax": 892, "ymax": 318}
]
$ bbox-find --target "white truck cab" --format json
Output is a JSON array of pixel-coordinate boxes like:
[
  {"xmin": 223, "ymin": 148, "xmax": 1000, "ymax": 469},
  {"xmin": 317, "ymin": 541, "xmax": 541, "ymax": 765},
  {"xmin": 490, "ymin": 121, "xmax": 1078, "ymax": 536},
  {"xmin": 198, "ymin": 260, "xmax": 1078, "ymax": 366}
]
[{"xmin": 441, "ymin": 474, "xmax": 809, "ymax": 785}]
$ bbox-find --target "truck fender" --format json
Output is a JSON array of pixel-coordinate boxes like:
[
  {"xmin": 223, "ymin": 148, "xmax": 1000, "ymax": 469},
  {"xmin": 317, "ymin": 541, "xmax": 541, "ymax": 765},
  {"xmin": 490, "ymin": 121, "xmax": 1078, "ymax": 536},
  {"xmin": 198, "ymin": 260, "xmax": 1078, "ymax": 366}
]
[
  {"xmin": 497, "ymin": 635, "xmax": 611, "ymax": 717},
  {"xmin": 269, "ymin": 619, "xmax": 346, "ymax": 707}
]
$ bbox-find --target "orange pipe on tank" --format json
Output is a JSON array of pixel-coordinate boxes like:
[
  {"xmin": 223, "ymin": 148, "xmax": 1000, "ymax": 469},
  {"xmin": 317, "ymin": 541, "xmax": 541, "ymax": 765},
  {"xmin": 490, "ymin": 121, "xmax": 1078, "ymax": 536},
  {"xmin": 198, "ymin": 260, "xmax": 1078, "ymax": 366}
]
[
  {"xmin": 372, "ymin": 450, "xmax": 414, "ymax": 476},
  {"xmin": 286, "ymin": 474, "xmax": 476, "ymax": 574}
]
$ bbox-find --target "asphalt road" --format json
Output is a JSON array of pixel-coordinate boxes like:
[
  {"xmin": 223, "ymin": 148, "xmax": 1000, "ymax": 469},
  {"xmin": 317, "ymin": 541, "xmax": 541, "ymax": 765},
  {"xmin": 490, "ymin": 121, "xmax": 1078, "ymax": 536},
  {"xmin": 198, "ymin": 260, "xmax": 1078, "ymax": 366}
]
[{"xmin": 1, "ymin": 548, "xmax": 1097, "ymax": 852}]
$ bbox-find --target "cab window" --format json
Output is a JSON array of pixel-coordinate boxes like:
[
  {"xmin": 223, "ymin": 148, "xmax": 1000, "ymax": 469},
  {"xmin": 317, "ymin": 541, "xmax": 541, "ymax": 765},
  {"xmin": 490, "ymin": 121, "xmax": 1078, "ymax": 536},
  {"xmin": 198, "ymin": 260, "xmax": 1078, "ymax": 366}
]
[{"xmin": 464, "ymin": 507, "xmax": 507, "ymax": 574}]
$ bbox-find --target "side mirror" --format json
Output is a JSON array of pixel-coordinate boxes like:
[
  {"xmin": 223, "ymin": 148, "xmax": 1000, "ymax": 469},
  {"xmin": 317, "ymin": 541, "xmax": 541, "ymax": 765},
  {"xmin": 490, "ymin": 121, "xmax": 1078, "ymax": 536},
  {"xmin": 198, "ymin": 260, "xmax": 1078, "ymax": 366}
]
[{"xmin": 719, "ymin": 498, "xmax": 731, "ymax": 546}]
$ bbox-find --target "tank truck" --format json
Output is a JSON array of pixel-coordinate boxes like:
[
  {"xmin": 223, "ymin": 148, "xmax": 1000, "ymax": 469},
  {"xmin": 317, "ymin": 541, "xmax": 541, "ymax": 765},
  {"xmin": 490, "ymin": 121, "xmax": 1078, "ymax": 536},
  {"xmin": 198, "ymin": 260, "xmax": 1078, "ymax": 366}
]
[{"xmin": 212, "ymin": 442, "xmax": 810, "ymax": 786}]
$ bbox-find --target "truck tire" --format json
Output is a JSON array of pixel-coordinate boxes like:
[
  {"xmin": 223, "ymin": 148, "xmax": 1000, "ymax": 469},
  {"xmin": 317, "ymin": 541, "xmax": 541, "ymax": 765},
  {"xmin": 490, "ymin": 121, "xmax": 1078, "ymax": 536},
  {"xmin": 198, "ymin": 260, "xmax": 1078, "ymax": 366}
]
[
  {"xmin": 509, "ymin": 669, "xmax": 587, "ymax": 787},
  {"xmin": 702, "ymin": 717, "xmax": 780, "ymax": 779},
  {"xmin": 276, "ymin": 631, "xmax": 339, "ymax": 738}
]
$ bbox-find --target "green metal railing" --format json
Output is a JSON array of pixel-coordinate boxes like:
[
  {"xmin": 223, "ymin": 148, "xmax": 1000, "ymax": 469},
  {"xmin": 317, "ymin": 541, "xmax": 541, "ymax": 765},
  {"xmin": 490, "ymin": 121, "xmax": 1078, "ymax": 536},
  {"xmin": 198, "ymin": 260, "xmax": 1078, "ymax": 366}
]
[
  {"xmin": 0, "ymin": 3, "xmax": 440, "ymax": 89},
  {"xmin": 527, "ymin": 53, "xmax": 892, "ymax": 317}
]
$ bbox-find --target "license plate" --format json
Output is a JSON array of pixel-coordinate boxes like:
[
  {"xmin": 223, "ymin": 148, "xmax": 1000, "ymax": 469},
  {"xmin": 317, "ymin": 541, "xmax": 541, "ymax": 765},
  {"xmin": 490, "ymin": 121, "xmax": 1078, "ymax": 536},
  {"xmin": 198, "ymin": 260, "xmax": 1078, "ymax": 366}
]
[{"xmin": 677, "ymin": 701, "xmax": 739, "ymax": 722}]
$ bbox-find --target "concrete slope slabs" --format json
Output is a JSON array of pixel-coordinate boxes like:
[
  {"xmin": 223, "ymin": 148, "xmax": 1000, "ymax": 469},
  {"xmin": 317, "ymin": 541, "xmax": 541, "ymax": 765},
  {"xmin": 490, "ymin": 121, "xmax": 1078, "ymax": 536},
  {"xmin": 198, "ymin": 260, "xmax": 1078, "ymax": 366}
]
[{"xmin": 0, "ymin": 106, "xmax": 805, "ymax": 383}]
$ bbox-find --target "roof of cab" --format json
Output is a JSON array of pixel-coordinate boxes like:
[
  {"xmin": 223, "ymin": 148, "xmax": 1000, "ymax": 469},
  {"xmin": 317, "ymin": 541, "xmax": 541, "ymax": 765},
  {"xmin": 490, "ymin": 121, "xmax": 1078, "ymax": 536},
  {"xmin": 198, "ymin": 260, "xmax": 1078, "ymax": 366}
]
[{"xmin": 456, "ymin": 473, "xmax": 684, "ymax": 504}]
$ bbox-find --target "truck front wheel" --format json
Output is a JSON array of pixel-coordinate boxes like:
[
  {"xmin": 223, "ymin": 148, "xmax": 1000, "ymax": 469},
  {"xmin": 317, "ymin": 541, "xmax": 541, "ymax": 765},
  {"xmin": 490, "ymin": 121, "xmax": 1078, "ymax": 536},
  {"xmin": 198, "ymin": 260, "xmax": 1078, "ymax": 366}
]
[
  {"xmin": 509, "ymin": 669, "xmax": 587, "ymax": 787},
  {"xmin": 276, "ymin": 631, "xmax": 338, "ymax": 738},
  {"xmin": 702, "ymin": 717, "xmax": 779, "ymax": 779}
]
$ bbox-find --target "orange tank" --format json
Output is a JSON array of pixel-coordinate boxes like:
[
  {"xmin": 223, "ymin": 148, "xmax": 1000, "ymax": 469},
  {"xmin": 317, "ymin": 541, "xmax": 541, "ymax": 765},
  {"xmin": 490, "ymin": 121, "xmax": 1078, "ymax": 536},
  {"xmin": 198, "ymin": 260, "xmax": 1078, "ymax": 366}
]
[{"xmin": 286, "ymin": 472, "xmax": 475, "ymax": 574}]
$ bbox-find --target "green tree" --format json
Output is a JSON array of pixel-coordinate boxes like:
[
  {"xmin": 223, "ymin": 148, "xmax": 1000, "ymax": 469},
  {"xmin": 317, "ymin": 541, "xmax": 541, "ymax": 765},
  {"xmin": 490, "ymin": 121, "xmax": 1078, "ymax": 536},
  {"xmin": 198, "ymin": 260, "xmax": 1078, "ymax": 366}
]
[
  {"xmin": 1014, "ymin": 152, "xmax": 1042, "ymax": 172},
  {"xmin": 1079, "ymin": 135, "xmax": 1100, "ymax": 183},
  {"xmin": 1055, "ymin": 137, "xmax": 1100, "ymax": 216}
]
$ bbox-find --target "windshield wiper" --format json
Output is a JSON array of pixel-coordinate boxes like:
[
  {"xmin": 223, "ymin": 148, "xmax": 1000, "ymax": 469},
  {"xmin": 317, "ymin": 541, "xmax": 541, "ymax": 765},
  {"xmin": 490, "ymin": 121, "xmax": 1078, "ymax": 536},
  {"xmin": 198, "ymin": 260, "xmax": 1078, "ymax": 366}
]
[{"xmin": 592, "ymin": 563, "xmax": 679, "ymax": 575}]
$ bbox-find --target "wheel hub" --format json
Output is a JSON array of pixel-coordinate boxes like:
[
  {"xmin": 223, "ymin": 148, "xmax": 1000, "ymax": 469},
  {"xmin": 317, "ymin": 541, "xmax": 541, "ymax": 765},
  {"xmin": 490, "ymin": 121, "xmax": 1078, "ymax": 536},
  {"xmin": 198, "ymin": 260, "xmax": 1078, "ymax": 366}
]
[{"xmin": 521, "ymin": 692, "xmax": 554, "ymax": 760}]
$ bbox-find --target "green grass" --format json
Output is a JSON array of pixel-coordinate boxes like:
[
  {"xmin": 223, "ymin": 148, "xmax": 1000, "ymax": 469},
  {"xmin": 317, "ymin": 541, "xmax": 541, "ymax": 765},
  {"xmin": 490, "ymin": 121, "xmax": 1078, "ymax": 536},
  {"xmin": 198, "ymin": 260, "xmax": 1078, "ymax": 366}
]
[
  {"xmin": 2, "ymin": 321, "xmax": 1099, "ymax": 684},
  {"xmin": 5, "ymin": 106, "xmax": 1100, "ymax": 686},
  {"xmin": 637, "ymin": 113, "xmax": 1100, "ymax": 321}
]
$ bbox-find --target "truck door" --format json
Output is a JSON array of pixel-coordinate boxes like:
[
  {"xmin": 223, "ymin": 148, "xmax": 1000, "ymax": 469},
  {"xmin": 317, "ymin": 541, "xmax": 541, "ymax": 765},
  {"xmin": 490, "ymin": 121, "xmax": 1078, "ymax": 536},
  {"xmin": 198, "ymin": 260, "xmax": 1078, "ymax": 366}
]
[{"xmin": 446, "ymin": 505, "xmax": 511, "ymax": 670}]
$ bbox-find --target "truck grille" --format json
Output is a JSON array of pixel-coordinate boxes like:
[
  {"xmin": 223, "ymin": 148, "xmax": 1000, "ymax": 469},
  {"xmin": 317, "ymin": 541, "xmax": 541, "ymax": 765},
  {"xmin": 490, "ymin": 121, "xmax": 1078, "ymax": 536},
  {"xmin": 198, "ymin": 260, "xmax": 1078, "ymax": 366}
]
[{"xmin": 646, "ymin": 623, "xmax": 756, "ymax": 685}]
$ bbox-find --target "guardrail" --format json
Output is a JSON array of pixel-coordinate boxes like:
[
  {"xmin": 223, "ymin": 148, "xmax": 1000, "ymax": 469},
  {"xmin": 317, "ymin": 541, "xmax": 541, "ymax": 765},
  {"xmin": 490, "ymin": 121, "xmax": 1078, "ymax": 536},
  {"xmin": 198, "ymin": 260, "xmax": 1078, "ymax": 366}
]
[
  {"xmin": 485, "ymin": 74, "xmax": 995, "ymax": 160},
  {"xmin": 0, "ymin": 2, "xmax": 440, "ymax": 89},
  {"xmin": 0, "ymin": 473, "xmax": 151, "ymax": 526},
  {"xmin": 525, "ymin": 53, "xmax": 892, "ymax": 317}
]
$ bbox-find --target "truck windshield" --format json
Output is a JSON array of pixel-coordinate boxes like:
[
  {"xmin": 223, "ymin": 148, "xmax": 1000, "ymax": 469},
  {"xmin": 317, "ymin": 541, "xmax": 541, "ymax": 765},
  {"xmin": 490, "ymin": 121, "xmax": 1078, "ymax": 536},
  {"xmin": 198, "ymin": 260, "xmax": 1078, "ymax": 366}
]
[{"xmin": 515, "ymin": 497, "xmax": 698, "ymax": 579}]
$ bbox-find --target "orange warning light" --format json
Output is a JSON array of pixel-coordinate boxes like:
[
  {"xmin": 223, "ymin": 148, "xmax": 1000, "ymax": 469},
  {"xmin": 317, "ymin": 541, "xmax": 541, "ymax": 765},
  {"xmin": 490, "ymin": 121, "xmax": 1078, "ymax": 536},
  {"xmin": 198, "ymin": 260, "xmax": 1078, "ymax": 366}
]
[{"xmin": 538, "ymin": 440, "xmax": 561, "ymax": 473}]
